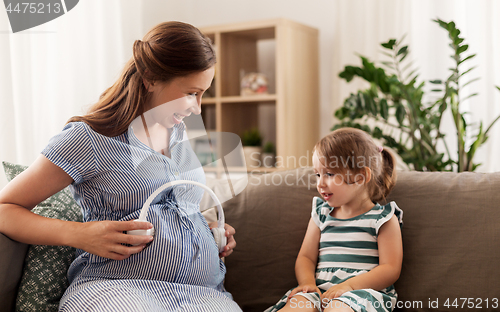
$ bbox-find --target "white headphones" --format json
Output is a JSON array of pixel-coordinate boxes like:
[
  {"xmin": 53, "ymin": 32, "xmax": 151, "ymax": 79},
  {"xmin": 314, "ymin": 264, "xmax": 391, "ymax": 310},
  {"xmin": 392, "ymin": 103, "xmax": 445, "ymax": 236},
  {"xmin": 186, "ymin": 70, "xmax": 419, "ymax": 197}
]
[{"xmin": 127, "ymin": 180, "xmax": 227, "ymax": 253}]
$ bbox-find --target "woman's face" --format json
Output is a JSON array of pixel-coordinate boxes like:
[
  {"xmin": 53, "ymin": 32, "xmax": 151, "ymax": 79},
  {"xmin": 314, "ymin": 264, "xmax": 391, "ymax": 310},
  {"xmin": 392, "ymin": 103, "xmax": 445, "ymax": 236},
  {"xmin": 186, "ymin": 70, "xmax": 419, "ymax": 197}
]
[{"xmin": 143, "ymin": 66, "xmax": 215, "ymax": 128}]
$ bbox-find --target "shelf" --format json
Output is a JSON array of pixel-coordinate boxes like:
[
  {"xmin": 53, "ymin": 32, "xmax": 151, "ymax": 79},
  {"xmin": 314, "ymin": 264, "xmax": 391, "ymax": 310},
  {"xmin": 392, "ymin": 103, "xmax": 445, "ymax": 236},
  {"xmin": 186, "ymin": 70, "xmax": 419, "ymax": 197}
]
[
  {"xmin": 230, "ymin": 166, "xmax": 277, "ymax": 172},
  {"xmin": 201, "ymin": 97, "xmax": 216, "ymax": 104},
  {"xmin": 221, "ymin": 94, "xmax": 276, "ymax": 103},
  {"xmin": 203, "ymin": 166, "xmax": 280, "ymax": 173},
  {"xmin": 202, "ymin": 95, "xmax": 277, "ymax": 104},
  {"xmin": 199, "ymin": 19, "xmax": 319, "ymax": 178}
]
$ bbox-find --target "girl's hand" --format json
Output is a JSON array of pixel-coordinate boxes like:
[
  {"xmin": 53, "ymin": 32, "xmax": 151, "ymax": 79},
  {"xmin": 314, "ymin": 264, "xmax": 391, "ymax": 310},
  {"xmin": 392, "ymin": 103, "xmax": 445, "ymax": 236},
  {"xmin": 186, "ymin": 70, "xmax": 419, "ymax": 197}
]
[
  {"xmin": 209, "ymin": 222, "xmax": 236, "ymax": 258},
  {"xmin": 288, "ymin": 284, "xmax": 321, "ymax": 299},
  {"xmin": 320, "ymin": 283, "xmax": 353, "ymax": 302},
  {"xmin": 72, "ymin": 220, "xmax": 154, "ymax": 261}
]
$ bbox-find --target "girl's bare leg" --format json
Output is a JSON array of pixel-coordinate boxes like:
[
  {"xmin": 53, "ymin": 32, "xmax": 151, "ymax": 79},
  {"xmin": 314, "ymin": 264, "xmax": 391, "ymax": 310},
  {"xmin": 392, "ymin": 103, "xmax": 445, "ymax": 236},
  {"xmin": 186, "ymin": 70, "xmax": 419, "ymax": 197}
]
[
  {"xmin": 323, "ymin": 299, "xmax": 354, "ymax": 312},
  {"xmin": 278, "ymin": 295, "xmax": 320, "ymax": 312}
]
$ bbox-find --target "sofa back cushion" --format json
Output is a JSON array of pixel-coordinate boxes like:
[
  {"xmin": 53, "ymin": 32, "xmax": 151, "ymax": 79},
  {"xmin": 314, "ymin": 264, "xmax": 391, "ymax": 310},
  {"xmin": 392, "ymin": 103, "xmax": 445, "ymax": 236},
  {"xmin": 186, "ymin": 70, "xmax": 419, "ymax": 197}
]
[
  {"xmin": 386, "ymin": 171, "xmax": 500, "ymax": 311},
  {"xmin": 223, "ymin": 169, "xmax": 500, "ymax": 312}
]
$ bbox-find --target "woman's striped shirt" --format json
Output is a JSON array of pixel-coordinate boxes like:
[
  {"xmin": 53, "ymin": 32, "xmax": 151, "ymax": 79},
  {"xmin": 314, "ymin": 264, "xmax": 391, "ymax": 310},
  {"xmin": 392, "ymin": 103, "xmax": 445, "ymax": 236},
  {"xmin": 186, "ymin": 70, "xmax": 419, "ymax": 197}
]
[{"xmin": 41, "ymin": 121, "xmax": 241, "ymax": 312}]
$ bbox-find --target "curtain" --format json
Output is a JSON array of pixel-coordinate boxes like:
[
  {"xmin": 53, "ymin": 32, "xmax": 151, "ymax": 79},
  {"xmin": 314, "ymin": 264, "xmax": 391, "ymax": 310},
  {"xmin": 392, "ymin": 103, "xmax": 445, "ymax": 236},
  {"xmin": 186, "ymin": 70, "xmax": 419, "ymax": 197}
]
[
  {"xmin": 0, "ymin": 0, "xmax": 144, "ymax": 187},
  {"xmin": 332, "ymin": 0, "xmax": 500, "ymax": 172}
]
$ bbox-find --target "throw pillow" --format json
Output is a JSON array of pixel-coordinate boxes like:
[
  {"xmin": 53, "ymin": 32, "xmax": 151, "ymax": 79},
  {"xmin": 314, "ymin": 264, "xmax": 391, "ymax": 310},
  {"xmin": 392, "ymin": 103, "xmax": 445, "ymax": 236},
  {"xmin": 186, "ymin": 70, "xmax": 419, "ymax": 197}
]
[{"xmin": 2, "ymin": 161, "xmax": 82, "ymax": 312}]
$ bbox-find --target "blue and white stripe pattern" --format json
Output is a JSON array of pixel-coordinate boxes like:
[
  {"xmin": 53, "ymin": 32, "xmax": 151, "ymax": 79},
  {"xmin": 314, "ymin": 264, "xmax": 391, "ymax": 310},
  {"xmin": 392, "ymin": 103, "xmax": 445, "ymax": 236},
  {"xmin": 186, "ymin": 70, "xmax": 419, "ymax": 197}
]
[
  {"xmin": 265, "ymin": 198, "xmax": 403, "ymax": 312},
  {"xmin": 41, "ymin": 122, "xmax": 241, "ymax": 312}
]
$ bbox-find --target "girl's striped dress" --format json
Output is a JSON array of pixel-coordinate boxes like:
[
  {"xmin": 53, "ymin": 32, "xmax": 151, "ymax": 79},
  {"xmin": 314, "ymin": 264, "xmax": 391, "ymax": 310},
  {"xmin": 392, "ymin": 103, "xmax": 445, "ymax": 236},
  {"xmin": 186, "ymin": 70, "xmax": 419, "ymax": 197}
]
[
  {"xmin": 265, "ymin": 197, "xmax": 403, "ymax": 312},
  {"xmin": 41, "ymin": 121, "xmax": 241, "ymax": 312}
]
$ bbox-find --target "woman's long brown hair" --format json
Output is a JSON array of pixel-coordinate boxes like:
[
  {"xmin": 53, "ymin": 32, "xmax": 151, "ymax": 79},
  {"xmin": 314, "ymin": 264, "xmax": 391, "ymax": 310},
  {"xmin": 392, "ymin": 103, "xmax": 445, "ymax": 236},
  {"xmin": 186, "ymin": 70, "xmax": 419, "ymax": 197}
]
[{"xmin": 68, "ymin": 21, "xmax": 216, "ymax": 137}]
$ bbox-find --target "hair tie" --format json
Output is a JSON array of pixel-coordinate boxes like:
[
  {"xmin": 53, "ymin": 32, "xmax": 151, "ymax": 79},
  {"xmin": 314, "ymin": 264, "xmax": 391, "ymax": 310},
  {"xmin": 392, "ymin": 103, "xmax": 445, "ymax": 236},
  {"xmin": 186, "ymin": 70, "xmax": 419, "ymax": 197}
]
[{"xmin": 378, "ymin": 146, "xmax": 383, "ymax": 153}]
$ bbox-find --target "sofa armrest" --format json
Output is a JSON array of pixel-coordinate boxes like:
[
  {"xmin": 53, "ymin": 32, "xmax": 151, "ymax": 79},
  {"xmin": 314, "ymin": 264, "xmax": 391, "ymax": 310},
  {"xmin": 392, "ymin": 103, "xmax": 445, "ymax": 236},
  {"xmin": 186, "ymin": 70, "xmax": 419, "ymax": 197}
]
[{"xmin": 0, "ymin": 233, "xmax": 28, "ymax": 312}]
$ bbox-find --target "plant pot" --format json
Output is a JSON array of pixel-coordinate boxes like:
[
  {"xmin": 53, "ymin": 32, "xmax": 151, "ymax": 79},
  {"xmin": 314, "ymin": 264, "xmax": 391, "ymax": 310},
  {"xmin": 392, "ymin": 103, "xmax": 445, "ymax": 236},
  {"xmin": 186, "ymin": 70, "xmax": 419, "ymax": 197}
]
[
  {"xmin": 261, "ymin": 153, "xmax": 275, "ymax": 168},
  {"xmin": 243, "ymin": 146, "xmax": 262, "ymax": 169}
]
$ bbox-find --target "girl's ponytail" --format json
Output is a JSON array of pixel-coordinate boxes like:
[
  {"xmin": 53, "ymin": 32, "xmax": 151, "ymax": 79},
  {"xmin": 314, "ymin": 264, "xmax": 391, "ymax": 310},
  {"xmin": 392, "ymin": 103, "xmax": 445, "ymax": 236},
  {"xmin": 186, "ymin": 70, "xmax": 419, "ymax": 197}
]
[{"xmin": 371, "ymin": 148, "xmax": 397, "ymax": 203}]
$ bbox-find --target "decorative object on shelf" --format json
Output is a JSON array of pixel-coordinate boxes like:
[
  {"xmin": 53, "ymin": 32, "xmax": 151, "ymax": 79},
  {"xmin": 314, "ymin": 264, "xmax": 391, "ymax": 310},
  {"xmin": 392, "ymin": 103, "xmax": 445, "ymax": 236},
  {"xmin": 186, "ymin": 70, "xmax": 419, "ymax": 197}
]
[
  {"xmin": 333, "ymin": 18, "xmax": 500, "ymax": 172},
  {"xmin": 261, "ymin": 141, "xmax": 275, "ymax": 168},
  {"xmin": 241, "ymin": 128, "xmax": 262, "ymax": 169},
  {"xmin": 240, "ymin": 72, "xmax": 269, "ymax": 96}
]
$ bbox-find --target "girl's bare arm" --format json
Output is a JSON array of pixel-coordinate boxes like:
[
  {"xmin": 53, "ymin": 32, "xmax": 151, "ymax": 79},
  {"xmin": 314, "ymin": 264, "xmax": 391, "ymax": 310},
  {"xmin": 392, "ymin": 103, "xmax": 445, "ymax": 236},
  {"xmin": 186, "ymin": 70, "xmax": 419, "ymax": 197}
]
[{"xmin": 288, "ymin": 218, "xmax": 322, "ymax": 297}]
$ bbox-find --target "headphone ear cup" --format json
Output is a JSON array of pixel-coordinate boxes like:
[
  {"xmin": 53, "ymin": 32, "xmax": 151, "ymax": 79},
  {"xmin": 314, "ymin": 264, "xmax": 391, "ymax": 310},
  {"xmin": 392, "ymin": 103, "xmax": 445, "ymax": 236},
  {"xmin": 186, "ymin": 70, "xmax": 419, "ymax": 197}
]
[
  {"xmin": 126, "ymin": 220, "xmax": 155, "ymax": 246},
  {"xmin": 211, "ymin": 227, "xmax": 227, "ymax": 253}
]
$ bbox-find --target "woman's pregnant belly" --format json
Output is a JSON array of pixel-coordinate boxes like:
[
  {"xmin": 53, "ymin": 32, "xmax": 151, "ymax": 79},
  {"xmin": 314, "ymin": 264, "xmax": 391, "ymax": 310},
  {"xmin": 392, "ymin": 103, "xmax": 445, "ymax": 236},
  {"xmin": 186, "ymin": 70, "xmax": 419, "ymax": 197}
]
[{"xmin": 68, "ymin": 204, "xmax": 225, "ymax": 289}]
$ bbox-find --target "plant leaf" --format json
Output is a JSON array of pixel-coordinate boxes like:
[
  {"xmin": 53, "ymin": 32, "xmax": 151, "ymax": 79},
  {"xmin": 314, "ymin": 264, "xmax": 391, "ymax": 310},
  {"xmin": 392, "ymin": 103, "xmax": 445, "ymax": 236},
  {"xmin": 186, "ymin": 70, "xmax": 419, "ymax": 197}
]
[
  {"xmin": 405, "ymin": 69, "xmax": 419, "ymax": 83},
  {"xmin": 458, "ymin": 53, "xmax": 476, "ymax": 65},
  {"xmin": 358, "ymin": 92, "xmax": 365, "ymax": 110},
  {"xmin": 399, "ymin": 52, "xmax": 409, "ymax": 63},
  {"xmin": 396, "ymin": 33, "xmax": 407, "ymax": 45},
  {"xmin": 459, "ymin": 66, "xmax": 477, "ymax": 78},
  {"xmin": 380, "ymin": 98, "xmax": 389, "ymax": 119},
  {"xmin": 381, "ymin": 51, "xmax": 393, "ymax": 58},
  {"xmin": 364, "ymin": 93, "xmax": 375, "ymax": 114},
  {"xmin": 461, "ymin": 77, "xmax": 480, "ymax": 88},
  {"xmin": 401, "ymin": 60, "xmax": 415, "ymax": 74},
  {"xmin": 373, "ymin": 126, "xmax": 383, "ymax": 139},
  {"xmin": 334, "ymin": 107, "xmax": 349, "ymax": 120},
  {"xmin": 448, "ymin": 21, "xmax": 456, "ymax": 32},
  {"xmin": 460, "ymin": 93, "xmax": 478, "ymax": 102},
  {"xmin": 434, "ymin": 18, "xmax": 447, "ymax": 28},
  {"xmin": 381, "ymin": 39, "xmax": 397, "ymax": 50},
  {"xmin": 381, "ymin": 61, "xmax": 395, "ymax": 69},
  {"xmin": 457, "ymin": 44, "xmax": 469, "ymax": 54},
  {"xmin": 396, "ymin": 104, "xmax": 406, "ymax": 125},
  {"xmin": 484, "ymin": 113, "xmax": 500, "ymax": 137},
  {"xmin": 397, "ymin": 46, "xmax": 408, "ymax": 56},
  {"xmin": 466, "ymin": 122, "xmax": 485, "ymax": 169}
]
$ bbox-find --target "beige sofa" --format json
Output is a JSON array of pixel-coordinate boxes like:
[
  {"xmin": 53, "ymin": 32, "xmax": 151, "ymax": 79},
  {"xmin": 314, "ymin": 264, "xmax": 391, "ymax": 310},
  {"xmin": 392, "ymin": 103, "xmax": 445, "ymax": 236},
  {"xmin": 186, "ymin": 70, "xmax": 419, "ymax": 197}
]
[{"xmin": 2, "ymin": 168, "xmax": 500, "ymax": 311}]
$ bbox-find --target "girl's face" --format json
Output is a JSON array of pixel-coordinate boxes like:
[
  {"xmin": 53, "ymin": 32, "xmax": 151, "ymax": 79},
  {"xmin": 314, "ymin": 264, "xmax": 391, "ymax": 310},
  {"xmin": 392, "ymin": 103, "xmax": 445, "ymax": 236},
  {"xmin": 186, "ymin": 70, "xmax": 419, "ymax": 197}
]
[
  {"xmin": 143, "ymin": 66, "xmax": 215, "ymax": 128},
  {"xmin": 312, "ymin": 151, "xmax": 369, "ymax": 209}
]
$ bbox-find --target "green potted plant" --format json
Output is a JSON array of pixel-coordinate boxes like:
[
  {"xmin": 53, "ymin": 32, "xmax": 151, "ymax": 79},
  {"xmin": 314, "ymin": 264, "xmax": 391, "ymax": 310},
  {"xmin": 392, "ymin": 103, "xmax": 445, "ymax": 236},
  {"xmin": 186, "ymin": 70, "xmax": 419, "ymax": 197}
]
[
  {"xmin": 261, "ymin": 141, "xmax": 275, "ymax": 168},
  {"xmin": 333, "ymin": 18, "xmax": 500, "ymax": 172},
  {"xmin": 241, "ymin": 128, "xmax": 262, "ymax": 169}
]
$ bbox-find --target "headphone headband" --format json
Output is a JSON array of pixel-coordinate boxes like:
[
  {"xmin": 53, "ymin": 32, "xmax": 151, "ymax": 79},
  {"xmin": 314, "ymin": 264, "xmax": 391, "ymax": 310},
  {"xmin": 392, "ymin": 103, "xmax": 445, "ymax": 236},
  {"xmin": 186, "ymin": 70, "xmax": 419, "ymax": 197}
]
[{"xmin": 138, "ymin": 180, "xmax": 225, "ymax": 229}]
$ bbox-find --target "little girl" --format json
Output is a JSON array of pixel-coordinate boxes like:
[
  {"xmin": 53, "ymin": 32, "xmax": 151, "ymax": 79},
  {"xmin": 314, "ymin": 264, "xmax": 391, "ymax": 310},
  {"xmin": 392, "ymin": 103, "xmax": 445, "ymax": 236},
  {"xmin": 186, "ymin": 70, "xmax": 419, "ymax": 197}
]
[{"xmin": 266, "ymin": 127, "xmax": 403, "ymax": 312}]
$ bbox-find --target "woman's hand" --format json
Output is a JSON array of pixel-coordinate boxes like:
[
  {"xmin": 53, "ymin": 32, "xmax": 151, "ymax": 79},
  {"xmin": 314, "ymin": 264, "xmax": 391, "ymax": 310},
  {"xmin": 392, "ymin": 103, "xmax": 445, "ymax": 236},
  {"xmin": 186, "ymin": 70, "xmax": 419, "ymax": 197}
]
[
  {"xmin": 209, "ymin": 222, "xmax": 236, "ymax": 258},
  {"xmin": 288, "ymin": 283, "xmax": 321, "ymax": 299},
  {"xmin": 71, "ymin": 220, "xmax": 154, "ymax": 261},
  {"xmin": 320, "ymin": 283, "xmax": 353, "ymax": 302}
]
